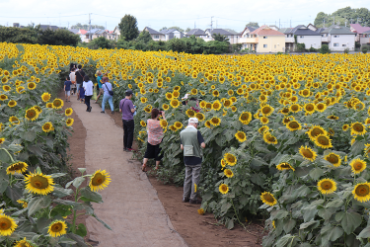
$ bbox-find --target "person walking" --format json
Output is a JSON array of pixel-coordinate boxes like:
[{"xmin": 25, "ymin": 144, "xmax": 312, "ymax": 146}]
[
  {"xmin": 79, "ymin": 83, "xmax": 85, "ymax": 104},
  {"xmin": 101, "ymin": 77, "xmax": 114, "ymax": 114},
  {"xmin": 70, "ymin": 68, "xmax": 76, "ymax": 95},
  {"xmin": 141, "ymin": 109, "xmax": 165, "ymax": 172},
  {"xmin": 95, "ymin": 70, "xmax": 104, "ymax": 103},
  {"xmin": 75, "ymin": 65, "xmax": 85, "ymax": 100},
  {"xmin": 119, "ymin": 90, "xmax": 136, "ymax": 151},
  {"xmin": 83, "ymin": 75, "xmax": 94, "ymax": 112},
  {"xmin": 64, "ymin": 76, "xmax": 72, "ymax": 102},
  {"xmin": 180, "ymin": 117, "xmax": 206, "ymax": 204}
]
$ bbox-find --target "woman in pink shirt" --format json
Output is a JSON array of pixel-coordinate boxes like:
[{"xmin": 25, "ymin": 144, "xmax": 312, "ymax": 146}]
[{"xmin": 142, "ymin": 108, "xmax": 165, "ymax": 172}]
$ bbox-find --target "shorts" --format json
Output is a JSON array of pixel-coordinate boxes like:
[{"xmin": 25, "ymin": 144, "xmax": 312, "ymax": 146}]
[
  {"xmin": 144, "ymin": 142, "xmax": 163, "ymax": 161},
  {"xmin": 65, "ymin": 91, "xmax": 70, "ymax": 96},
  {"xmin": 98, "ymin": 88, "xmax": 104, "ymax": 95}
]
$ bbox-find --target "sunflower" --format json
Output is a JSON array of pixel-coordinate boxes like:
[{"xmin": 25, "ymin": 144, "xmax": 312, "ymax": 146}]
[
  {"xmin": 260, "ymin": 117, "xmax": 269, "ymax": 125},
  {"xmin": 52, "ymin": 98, "xmax": 64, "ymax": 109},
  {"xmin": 289, "ymin": 104, "xmax": 301, "ymax": 113},
  {"xmin": 224, "ymin": 153, "xmax": 237, "ymax": 166},
  {"xmin": 323, "ymin": 153, "xmax": 341, "ymax": 167},
  {"xmin": 16, "ymin": 199, "xmax": 28, "ymax": 209},
  {"xmin": 219, "ymin": 184, "xmax": 229, "ymax": 194},
  {"xmin": 239, "ymin": 111, "xmax": 252, "ymax": 125},
  {"xmin": 33, "ymin": 105, "xmax": 42, "ymax": 114},
  {"xmin": 276, "ymin": 162, "xmax": 295, "ymax": 171},
  {"xmin": 27, "ymin": 82, "xmax": 36, "ymax": 90},
  {"xmin": 307, "ymin": 125, "xmax": 327, "ymax": 141},
  {"xmin": 261, "ymin": 104, "xmax": 274, "ymax": 117},
  {"xmin": 364, "ymin": 144, "xmax": 370, "ymax": 158},
  {"xmin": 6, "ymin": 162, "xmax": 28, "ymax": 175},
  {"xmin": 0, "ymin": 94, "xmax": 8, "ymax": 101},
  {"xmin": 314, "ymin": 134, "xmax": 332, "ymax": 149},
  {"xmin": 48, "ymin": 220, "xmax": 67, "ymax": 237},
  {"xmin": 195, "ymin": 112, "xmax": 205, "ymax": 122},
  {"xmin": 212, "ymin": 100, "xmax": 222, "ymax": 111},
  {"xmin": 353, "ymin": 182, "xmax": 370, "ymax": 202},
  {"xmin": 8, "ymin": 100, "xmax": 17, "ymax": 108},
  {"xmin": 327, "ymin": 115, "xmax": 339, "ymax": 120},
  {"xmin": 16, "ymin": 86, "xmax": 25, "ymax": 94},
  {"xmin": 223, "ymin": 99, "xmax": 232, "ymax": 108},
  {"xmin": 286, "ymin": 120, "xmax": 302, "ymax": 131},
  {"xmin": 46, "ymin": 103, "xmax": 53, "ymax": 108},
  {"xmin": 25, "ymin": 172, "xmax": 54, "ymax": 195},
  {"xmin": 258, "ymin": 126, "xmax": 269, "ymax": 134},
  {"xmin": 263, "ymin": 132, "xmax": 278, "ymax": 145},
  {"xmin": 205, "ymin": 120, "xmax": 211, "ymax": 128},
  {"xmin": 351, "ymin": 122, "xmax": 366, "ymax": 136},
  {"xmin": 165, "ymin": 92, "xmax": 173, "ymax": 100},
  {"xmin": 212, "ymin": 90, "xmax": 219, "ymax": 97},
  {"xmin": 89, "ymin": 169, "xmax": 111, "ymax": 191},
  {"xmin": 66, "ymin": 118, "xmax": 74, "ymax": 127},
  {"xmin": 342, "ymin": 124, "xmax": 349, "ymax": 131},
  {"xmin": 349, "ymin": 158, "xmax": 366, "ymax": 174},
  {"xmin": 160, "ymin": 119, "xmax": 168, "ymax": 129},
  {"xmin": 260, "ymin": 192, "xmax": 277, "ymax": 206},
  {"xmin": 162, "ymin": 104, "xmax": 169, "ymax": 110},
  {"xmin": 299, "ymin": 146, "xmax": 317, "ymax": 162},
  {"xmin": 316, "ymin": 103, "xmax": 327, "ymax": 112},
  {"xmin": 185, "ymin": 109, "xmax": 195, "ymax": 118},
  {"xmin": 220, "ymin": 159, "xmax": 226, "ymax": 168},
  {"xmin": 0, "ymin": 212, "xmax": 17, "ymax": 236},
  {"xmin": 14, "ymin": 238, "xmax": 33, "ymax": 247},
  {"xmin": 304, "ymin": 103, "xmax": 315, "ymax": 115},
  {"xmin": 169, "ymin": 125, "xmax": 177, "ymax": 132},
  {"xmin": 197, "ymin": 208, "xmax": 205, "ymax": 215},
  {"xmin": 174, "ymin": 121, "xmax": 183, "ymax": 129},
  {"xmin": 140, "ymin": 120, "xmax": 146, "ymax": 127},
  {"xmin": 3, "ymin": 85, "xmax": 11, "ymax": 92},
  {"xmin": 170, "ymin": 99, "xmax": 180, "ymax": 108},
  {"xmin": 9, "ymin": 116, "xmax": 20, "ymax": 125},
  {"xmin": 234, "ymin": 131, "xmax": 247, "ymax": 142},
  {"xmin": 210, "ymin": 117, "xmax": 221, "ymax": 126},
  {"xmin": 224, "ymin": 169, "xmax": 234, "ymax": 178},
  {"xmin": 42, "ymin": 122, "xmax": 54, "ymax": 132},
  {"xmin": 317, "ymin": 178, "xmax": 337, "ymax": 195},
  {"xmin": 0, "ymin": 138, "xmax": 4, "ymax": 145},
  {"xmin": 25, "ymin": 108, "xmax": 39, "ymax": 121}
]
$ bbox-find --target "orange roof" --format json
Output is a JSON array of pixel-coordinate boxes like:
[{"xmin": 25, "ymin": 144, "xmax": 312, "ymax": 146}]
[
  {"xmin": 251, "ymin": 25, "xmax": 284, "ymax": 36},
  {"xmin": 79, "ymin": 29, "xmax": 87, "ymax": 35}
]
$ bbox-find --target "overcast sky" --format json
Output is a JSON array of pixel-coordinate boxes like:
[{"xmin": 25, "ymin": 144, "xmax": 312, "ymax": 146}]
[{"xmin": 0, "ymin": 0, "xmax": 367, "ymax": 31}]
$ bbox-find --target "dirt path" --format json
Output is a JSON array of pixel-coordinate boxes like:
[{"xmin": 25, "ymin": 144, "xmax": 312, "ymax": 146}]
[{"xmin": 69, "ymin": 98, "xmax": 187, "ymax": 247}]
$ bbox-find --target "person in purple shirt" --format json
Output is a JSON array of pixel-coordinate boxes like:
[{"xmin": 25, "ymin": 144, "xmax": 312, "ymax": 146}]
[{"xmin": 119, "ymin": 89, "xmax": 136, "ymax": 152}]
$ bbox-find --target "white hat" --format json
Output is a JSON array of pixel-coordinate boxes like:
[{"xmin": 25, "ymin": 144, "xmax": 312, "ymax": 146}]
[
  {"xmin": 188, "ymin": 117, "xmax": 199, "ymax": 124},
  {"xmin": 182, "ymin": 94, "xmax": 191, "ymax": 100}
]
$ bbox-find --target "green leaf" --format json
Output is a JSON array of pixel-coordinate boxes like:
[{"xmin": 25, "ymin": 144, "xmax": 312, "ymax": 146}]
[
  {"xmin": 225, "ymin": 219, "xmax": 234, "ymax": 230},
  {"xmin": 309, "ymin": 168, "xmax": 324, "ymax": 181},
  {"xmin": 272, "ymin": 210, "xmax": 289, "ymax": 220},
  {"xmin": 80, "ymin": 187, "xmax": 103, "ymax": 203},
  {"xmin": 341, "ymin": 211, "xmax": 361, "ymax": 234},
  {"xmin": 59, "ymin": 237, "xmax": 77, "ymax": 244},
  {"xmin": 300, "ymin": 220, "xmax": 319, "ymax": 230},
  {"xmin": 334, "ymin": 212, "xmax": 345, "ymax": 222},
  {"xmin": 28, "ymin": 145, "xmax": 44, "ymax": 157},
  {"xmin": 76, "ymin": 223, "xmax": 87, "ymax": 237},
  {"xmin": 28, "ymin": 196, "xmax": 52, "ymax": 217},
  {"xmin": 283, "ymin": 218, "xmax": 296, "ymax": 233},
  {"xmin": 358, "ymin": 225, "xmax": 370, "ymax": 238},
  {"xmin": 52, "ymin": 185, "xmax": 73, "ymax": 198},
  {"xmin": 23, "ymin": 131, "xmax": 36, "ymax": 142},
  {"xmin": 50, "ymin": 173, "xmax": 66, "ymax": 178},
  {"xmin": 321, "ymin": 225, "xmax": 343, "ymax": 242},
  {"xmin": 72, "ymin": 177, "xmax": 85, "ymax": 189},
  {"xmin": 0, "ymin": 149, "xmax": 12, "ymax": 163},
  {"xmin": 275, "ymin": 234, "xmax": 293, "ymax": 247},
  {"xmin": 92, "ymin": 214, "xmax": 112, "ymax": 230}
]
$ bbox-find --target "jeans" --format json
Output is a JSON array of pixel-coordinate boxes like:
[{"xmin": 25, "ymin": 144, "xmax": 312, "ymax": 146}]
[
  {"xmin": 76, "ymin": 84, "xmax": 81, "ymax": 96},
  {"xmin": 85, "ymin": 95, "xmax": 92, "ymax": 110},
  {"xmin": 102, "ymin": 94, "xmax": 113, "ymax": 112},
  {"xmin": 183, "ymin": 164, "xmax": 201, "ymax": 201},
  {"xmin": 123, "ymin": 120, "xmax": 134, "ymax": 149}
]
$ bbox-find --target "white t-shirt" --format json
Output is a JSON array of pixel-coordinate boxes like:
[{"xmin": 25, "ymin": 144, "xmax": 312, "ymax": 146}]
[
  {"xmin": 69, "ymin": 72, "xmax": 76, "ymax": 82},
  {"xmin": 83, "ymin": 81, "xmax": 94, "ymax": 96}
]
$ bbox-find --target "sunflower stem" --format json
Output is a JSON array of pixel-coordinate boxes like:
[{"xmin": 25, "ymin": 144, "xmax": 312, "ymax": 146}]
[
  {"xmin": 71, "ymin": 188, "xmax": 80, "ymax": 233},
  {"xmin": 1, "ymin": 148, "xmax": 15, "ymax": 163},
  {"xmin": 231, "ymin": 199, "xmax": 246, "ymax": 229}
]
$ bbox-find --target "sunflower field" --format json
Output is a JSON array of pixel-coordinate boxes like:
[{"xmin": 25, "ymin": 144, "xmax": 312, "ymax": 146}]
[
  {"xmin": 3, "ymin": 41, "xmax": 370, "ymax": 247},
  {"xmin": 0, "ymin": 43, "xmax": 110, "ymax": 247}
]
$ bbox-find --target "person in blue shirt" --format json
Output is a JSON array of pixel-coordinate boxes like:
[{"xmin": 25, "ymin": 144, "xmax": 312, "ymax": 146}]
[
  {"xmin": 64, "ymin": 76, "xmax": 72, "ymax": 102},
  {"xmin": 101, "ymin": 77, "xmax": 114, "ymax": 114},
  {"xmin": 95, "ymin": 70, "xmax": 103, "ymax": 104}
]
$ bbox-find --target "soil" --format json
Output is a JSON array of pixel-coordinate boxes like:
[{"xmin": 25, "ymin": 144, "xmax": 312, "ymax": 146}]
[{"xmin": 108, "ymin": 107, "xmax": 265, "ymax": 247}]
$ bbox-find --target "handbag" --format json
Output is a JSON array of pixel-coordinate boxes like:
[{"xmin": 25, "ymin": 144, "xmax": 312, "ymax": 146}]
[{"xmin": 104, "ymin": 83, "xmax": 114, "ymax": 96}]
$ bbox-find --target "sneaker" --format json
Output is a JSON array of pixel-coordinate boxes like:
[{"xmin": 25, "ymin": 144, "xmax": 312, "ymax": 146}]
[
  {"xmin": 88, "ymin": 107, "xmax": 92, "ymax": 112},
  {"xmin": 189, "ymin": 199, "xmax": 202, "ymax": 204},
  {"xmin": 101, "ymin": 111, "xmax": 105, "ymax": 113},
  {"xmin": 127, "ymin": 148, "xmax": 136, "ymax": 152},
  {"xmin": 182, "ymin": 198, "xmax": 189, "ymax": 203},
  {"xmin": 111, "ymin": 111, "xmax": 114, "ymax": 115}
]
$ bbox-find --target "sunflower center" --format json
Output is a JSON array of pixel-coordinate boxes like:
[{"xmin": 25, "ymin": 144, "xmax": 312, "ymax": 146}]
[
  {"xmin": 263, "ymin": 194, "xmax": 274, "ymax": 202},
  {"xmin": 289, "ymin": 122, "xmax": 299, "ymax": 129},
  {"xmin": 262, "ymin": 107, "xmax": 271, "ymax": 114},
  {"xmin": 302, "ymin": 149, "xmax": 313, "ymax": 158},
  {"xmin": 30, "ymin": 175, "xmax": 49, "ymax": 189},
  {"xmin": 354, "ymin": 124, "xmax": 363, "ymax": 132},
  {"xmin": 356, "ymin": 185, "xmax": 370, "ymax": 196},
  {"xmin": 354, "ymin": 162, "xmax": 363, "ymax": 171},
  {"xmin": 52, "ymin": 223, "xmax": 62, "ymax": 232},
  {"xmin": 311, "ymin": 128, "xmax": 323, "ymax": 136},
  {"xmin": 317, "ymin": 136, "xmax": 329, "ymax": 145},
  {"xmin": 8, "ymin": 163, "xmax": 24, "ymax": 172},
  {"xmin": 92, "ymin": 173, "xmax": 106, "ymax": 186},
  {"xmin": 321, "ymin": 181, "xmax": 333, "ymax": 190},
  {"xmin": 327, "ymin": 155, "xmax": 338, "ymax": 163},
  {"xmin": 0, "ymin": 218, "xmax": 11, "ymax": 230},
  {"xmin": 306, "ymin": 105, "xmax": 314, "ymax": 111}
]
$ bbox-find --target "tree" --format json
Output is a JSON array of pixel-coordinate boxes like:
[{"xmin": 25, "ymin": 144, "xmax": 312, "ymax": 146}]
[
  {"xmin": 118, "ymin": 14, "xmax": 139, "ymax": 41},
  {"xmin": 213, "ymin": 33, "xmax": 229, "ymax": 43},
  {"xmin": 38, "ymin": 29, "xmax": 80, "ymax": 46},
  {"xmin": 168, "ymin": 26, "xmax": 184, "ymax": 32},
  {"xmin": 87, "ymin": 37, "xmax": 114, "ymax": 49},
  {"xmin": 160, "ymin": 27, "xmax": 167, "ymax": 31},
  {"xmin": 185, "ymin": 27, "xmax": 191, "ymax": 32},
  {"xmin": 71, "ymin": 23, "xmax": 105, "ymax": 30},
  {"xmin": 245, "ymin": 22, "xmax": 259, "ymax": 27},
  {"xmin": 137, "ymin": 30, "xmax": 152, "ymax": 43}
]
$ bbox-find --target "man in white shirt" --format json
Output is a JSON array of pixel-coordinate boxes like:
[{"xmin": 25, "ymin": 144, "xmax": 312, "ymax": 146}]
[
  {"xmin": 69, "ymin": 68, "xmax": 76, "ymax": 95},
  {"xmin": 83, "ymin": 75, "xmax": 94, "ymax": 112}
]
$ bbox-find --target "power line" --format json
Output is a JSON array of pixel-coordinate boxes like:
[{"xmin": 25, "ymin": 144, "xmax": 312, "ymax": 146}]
[{"xmin": 0, "ymin": 14, "xmax": 87, "ymax": 19}]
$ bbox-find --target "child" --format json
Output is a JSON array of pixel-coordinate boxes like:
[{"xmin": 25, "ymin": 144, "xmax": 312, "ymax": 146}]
[
  {"xmin": 79, "ymin": 84, "xmax": 85, "ymax": 104},
  {"xmin": 64, "ymin": 76, "xmax": 72, "ymax": 102}
]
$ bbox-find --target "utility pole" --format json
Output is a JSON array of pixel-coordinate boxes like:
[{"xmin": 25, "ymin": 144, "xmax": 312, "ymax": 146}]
[
  {"xmin": 290, "ymin": 19, "xmax": 291, "ymax": 28},
  {"xmin": 89, "ymin": 13, "xmax": 92, "ymax": 41},
  {"xmin": 211, "ymin": 16, "xmax": 214, "ymax": 31}
]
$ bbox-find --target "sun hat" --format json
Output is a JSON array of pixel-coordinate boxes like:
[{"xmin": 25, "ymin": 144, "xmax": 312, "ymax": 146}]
[
  {"xmin": 188, "ymin": 117, "xmax": 199, "ymax": 124},
  {"xmin": 182, "ymin": 94, "xmax": 191, "ymax": 100}
]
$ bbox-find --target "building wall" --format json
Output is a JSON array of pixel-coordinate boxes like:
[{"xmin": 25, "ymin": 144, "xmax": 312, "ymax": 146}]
[
  {"xmin": 297, "ymin": 35, "xmax": 322, "ymax": 49},
  {"xmin": 329, "ymin": 34, "xmax": 355, "ymax": 51},
  {"xmin": 257, "ymin": 36, "xmax": 285, "ymax": 53}
]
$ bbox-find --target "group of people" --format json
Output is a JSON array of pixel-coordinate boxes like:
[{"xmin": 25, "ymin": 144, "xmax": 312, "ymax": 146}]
[{"xmin": 66, "ymin": 63, "xmax": 206, "ymax": 204}]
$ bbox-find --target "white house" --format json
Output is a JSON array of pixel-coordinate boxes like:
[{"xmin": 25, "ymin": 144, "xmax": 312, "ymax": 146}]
[
  {"xmin": 321, "ymin": 25, "xmax": 355, "ymax": 51},
  {"xmin": 238, "ymin": 26, "xmax": 259, "ymax": 49},
  {"xmin": 185, "ymin": 29, "xmax": 206, "ymax": 38},
  {"xmin": 203, "ymin": 28, "xmax": 239, "ymax": 44},
  {"xmin": 143, "ymin": 27, "xmax": 165, "ymax": 41},
  {"xmin": 160, "ymin": 29, "xmax": 184, "ymax": 41}
]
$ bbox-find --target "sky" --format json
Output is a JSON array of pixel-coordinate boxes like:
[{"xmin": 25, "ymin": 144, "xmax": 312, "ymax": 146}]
[{"xmin": 0, "ymin": 0, "xmax": 368, "ymax": 32}]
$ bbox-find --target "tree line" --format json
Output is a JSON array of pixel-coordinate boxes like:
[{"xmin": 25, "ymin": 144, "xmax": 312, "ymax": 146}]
[{"xmin": 315, "ymin": 6, "xmax": 370, "ymax": 27}]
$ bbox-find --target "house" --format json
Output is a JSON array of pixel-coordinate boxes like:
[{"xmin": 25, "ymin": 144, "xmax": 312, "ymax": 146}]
[
  {"xmin": 282, "ymin": 24, "xmax": 323, "ymax": 51},
  {"xmin": 112, "ymin": 27, "xmax": 120, "ymax": 41},
  {"xmin": 321, "ymin": 25, "xmax": 355, "ymax": 51},
  {"xmin": 238, "ymin": 26, "xmax": 259, "ymax": 49},
  {"xmin": 360, "ymin": 30, "xmax": 370, "ymax": 46},
  {"xmin": 248, "ymin": 25, "xmax": 285, "ymax": 52},
  {"xmin": 350, "ymin": 24, "xmax": 370, "ymax": 42},
  {"xmin": 160, "ymin": 29, "xmax": 184, "ymax": 41},
  {"xmin": 84, "ymin": 29, "xmax": 108, "ymax": 42},
  {"xmin": 185, "ymin": 29, "xmax": 206, "ymax": 38},
  {"xmin": 143, "ymin": 27, "xmax": 165, "ymax": 41},
  {"xmin": 203, "ymin": 28, "xmax": 239, "ymax": 44}
]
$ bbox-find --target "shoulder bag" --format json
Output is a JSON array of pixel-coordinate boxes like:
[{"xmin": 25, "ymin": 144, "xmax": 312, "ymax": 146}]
[{"xmin": 104, "ymin": 83, "xmax": 114, "ymax": 96}]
